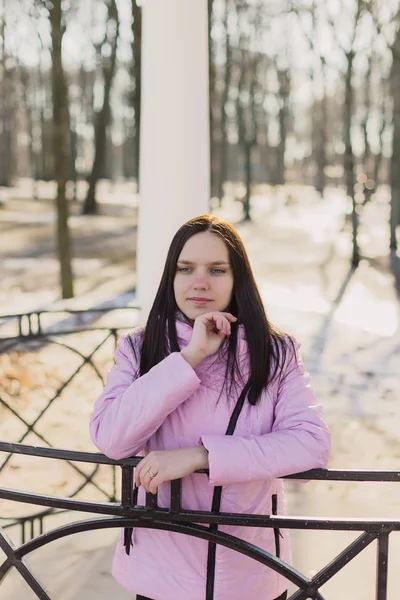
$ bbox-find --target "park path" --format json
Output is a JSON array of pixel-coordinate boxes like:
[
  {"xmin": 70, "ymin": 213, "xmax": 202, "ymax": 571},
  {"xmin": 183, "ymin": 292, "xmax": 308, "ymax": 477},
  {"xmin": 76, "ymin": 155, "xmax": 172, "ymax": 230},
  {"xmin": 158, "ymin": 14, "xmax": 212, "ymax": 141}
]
[{"xmin": 1, "ymin": 182, "xmax": 399, "ymax": 598}]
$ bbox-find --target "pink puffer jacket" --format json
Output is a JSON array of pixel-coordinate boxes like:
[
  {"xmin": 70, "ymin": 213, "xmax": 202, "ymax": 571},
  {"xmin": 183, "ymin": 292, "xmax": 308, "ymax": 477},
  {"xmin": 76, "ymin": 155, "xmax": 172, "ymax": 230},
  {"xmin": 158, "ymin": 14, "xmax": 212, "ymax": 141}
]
[{"xmin": 89, "ymin": 320, "xmax": 330, "ymax": 600}]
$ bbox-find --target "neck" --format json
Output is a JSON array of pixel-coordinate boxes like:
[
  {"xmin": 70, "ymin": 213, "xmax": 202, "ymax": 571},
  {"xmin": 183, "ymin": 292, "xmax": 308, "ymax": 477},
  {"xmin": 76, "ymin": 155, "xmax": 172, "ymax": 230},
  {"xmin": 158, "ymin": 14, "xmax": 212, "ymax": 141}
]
[{"xmin": 175, "ymin": 309, "xmax": 194, "ymax": 327}]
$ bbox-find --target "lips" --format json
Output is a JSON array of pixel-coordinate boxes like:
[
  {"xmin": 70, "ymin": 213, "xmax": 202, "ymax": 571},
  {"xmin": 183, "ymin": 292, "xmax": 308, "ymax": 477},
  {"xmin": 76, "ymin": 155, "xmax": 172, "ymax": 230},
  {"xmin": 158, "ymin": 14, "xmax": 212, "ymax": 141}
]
[{"xmin": 188, "ymin": 298, "xmax": 211, "ymax": 305}]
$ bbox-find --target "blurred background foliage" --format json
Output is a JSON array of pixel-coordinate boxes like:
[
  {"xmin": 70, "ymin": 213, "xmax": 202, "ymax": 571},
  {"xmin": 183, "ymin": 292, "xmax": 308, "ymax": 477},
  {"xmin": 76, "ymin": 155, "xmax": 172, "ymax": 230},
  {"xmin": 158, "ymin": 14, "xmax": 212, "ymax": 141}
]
[{"xmin": 0, "ymin": 0, "xmax": 400, "ymax": 296}]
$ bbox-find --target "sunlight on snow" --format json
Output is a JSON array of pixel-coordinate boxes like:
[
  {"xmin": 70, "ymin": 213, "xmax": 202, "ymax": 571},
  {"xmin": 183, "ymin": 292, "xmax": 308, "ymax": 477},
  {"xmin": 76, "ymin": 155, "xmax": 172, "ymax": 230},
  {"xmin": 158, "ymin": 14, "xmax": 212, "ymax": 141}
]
[
  {"xmin": 334, "ymin": 281, "xmax": 398, "ymax": 337},
  {"xmin": 261, "ymin": 280, "xmax": 398, "ymax": 337},
  {"xmin": 261, "ymin": 282, "xmax": 331, "ymax": 314}
]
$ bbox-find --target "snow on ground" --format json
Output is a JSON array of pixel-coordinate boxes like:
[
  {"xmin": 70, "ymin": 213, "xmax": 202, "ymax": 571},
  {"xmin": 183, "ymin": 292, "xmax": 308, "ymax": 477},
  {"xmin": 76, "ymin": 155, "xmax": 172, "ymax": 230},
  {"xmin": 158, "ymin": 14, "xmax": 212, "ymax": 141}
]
[{"xmin": 0, "ymin": 181, "xmax": 399, "ymax": 599}]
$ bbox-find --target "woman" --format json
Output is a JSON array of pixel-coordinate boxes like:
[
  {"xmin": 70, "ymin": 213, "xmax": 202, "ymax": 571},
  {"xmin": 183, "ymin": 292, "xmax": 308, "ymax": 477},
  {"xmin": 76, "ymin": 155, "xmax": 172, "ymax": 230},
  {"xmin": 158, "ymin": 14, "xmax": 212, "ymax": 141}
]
[{"xmin": 90, "ymin": 214, "xmax": 330, "ymax": 600}]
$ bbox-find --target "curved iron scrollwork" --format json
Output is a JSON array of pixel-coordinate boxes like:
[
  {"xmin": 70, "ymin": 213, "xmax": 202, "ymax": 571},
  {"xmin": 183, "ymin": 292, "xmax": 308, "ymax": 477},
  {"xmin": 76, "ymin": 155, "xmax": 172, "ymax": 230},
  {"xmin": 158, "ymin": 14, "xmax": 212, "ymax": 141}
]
[
  {"xmin": 0, "ymin": 441, "xmax": 399, "ymax": 599},
  {"xmin": 0, "ymin": 307, "xmax": 138, "ymax": 547}
]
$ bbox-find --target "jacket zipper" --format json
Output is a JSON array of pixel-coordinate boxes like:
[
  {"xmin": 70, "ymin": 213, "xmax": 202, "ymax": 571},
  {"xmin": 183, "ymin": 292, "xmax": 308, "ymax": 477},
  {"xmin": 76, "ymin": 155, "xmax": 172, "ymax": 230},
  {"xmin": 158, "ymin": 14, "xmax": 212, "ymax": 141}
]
[{"xmin": 271, "ymin": 493, "xmax": 283, "ymax": 558}]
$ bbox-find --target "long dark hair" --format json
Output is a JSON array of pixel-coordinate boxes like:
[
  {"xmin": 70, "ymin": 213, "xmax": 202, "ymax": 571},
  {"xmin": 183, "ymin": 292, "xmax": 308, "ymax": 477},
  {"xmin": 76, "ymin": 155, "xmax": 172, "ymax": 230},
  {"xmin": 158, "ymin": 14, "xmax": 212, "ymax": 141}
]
[{"xmin": 129, "ymin": 214, "xmax": 294, "ymax": 406}]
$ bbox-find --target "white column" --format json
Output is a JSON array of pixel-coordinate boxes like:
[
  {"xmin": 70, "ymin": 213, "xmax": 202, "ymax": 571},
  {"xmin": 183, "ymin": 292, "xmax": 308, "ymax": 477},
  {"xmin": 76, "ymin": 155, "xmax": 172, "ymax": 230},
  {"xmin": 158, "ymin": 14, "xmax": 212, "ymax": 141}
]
[{"xmin": 136, "ymin": 0, "xmax": 210, "ymax": 320}]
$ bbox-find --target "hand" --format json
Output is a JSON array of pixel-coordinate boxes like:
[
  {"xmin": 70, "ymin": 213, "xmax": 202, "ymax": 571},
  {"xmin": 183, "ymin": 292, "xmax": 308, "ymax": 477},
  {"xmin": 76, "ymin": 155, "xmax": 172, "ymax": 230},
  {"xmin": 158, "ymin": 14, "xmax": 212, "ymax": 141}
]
[
  {"xmin": 181, "ymin": 311, "xmax": 237, "ymax": 368},
  {"xmin": 135, "ymin": 446, "xmax": 209, "ymax": 494}
]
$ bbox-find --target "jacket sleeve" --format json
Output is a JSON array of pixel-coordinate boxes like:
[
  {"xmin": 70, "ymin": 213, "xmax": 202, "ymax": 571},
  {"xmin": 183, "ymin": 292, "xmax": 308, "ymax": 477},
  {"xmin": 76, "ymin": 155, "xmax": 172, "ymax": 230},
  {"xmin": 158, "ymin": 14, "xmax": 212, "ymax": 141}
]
[
  {"xmin": 89, "ymin": 334, "xmax": 201, "ymax": 459},
  {"xmin": 200, "ymin": 342, "xmax": 330, "ymax": 486}
]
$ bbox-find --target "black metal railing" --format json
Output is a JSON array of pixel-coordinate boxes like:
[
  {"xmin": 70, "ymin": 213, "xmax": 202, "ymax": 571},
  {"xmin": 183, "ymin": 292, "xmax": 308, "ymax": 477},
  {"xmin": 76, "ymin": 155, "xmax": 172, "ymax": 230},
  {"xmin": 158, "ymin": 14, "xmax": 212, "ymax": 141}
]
[
  {"xmin": 0, "ymin": 307, "xmax": 139, "ymax": 529},
  {"xmin": 0, "ymin": 441, "xmax": 399, "ymax": 600},
  {"xmin": 0, "ymin": 306, "xmax": 139, "ymax": 342},
  {"xmin": 1, "ymin": 309, "xmax": 399, "ymax": 599}
]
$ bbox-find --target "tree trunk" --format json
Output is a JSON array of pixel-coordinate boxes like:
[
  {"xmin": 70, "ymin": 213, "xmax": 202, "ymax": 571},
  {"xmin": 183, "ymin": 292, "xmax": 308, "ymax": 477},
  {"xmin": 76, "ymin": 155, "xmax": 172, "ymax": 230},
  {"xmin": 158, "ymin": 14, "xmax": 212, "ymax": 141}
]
[
  {"xmin": 217, "ymin": 0, "xmax": 232, "ymax": 206},
  {"xmin": 307, "ymin": 1, "xmax": 326, "ymax": 196},
  {"xmin": 83, "ymin": 0, "xmax": 120, "ymax": 215},
  {"xmin": 343, "ymin": 50, "xmax": 359, "ymax": 266},
  {"xmin": 276, "ymin": 68, "xmax": 290, "ymax": 186},
  {"xmin": 131, "ymin": 0, "xmax": 142, "ymax": 187},
  {"xmin": 0, "ymin": 9, "xmax": 13, "ymax": 187},
  {"xmin": 69, "ymin": 125, "xmax": 78, "ymax": 201},
  {"xmin": 19, "ymin": 64, "xmax": 39, "ymax": 199},
  {"xmin": 362, "ymin": 51, "xmax": 373, "ymax": 203},
  {"xmin": 49, "ymin": 0, "xmax": 74, "ymax": 298},
  {"xmin": 315, "ymin": 93, "xmax": 327, "ymax": 196},
  {"xmin": 390, "ymin": 27, "xmax": 400, "ymax": 251},
  {"xmin": 235, "ymin": 47, "xmax": 250, "ymax": 221},
  {"xmin": 38, "ymin": 63, "xmax": 49, "ymax": 181},
  {"xmin": 315, "ymin": 60, "xmax": 328, "ymax": 196},
  {"xmin": 373, "ymin": 86, "xmax": 387, "ymax": 194},
  {"xmin": 243, "ymin": 142, "xmax": 252, "ymax": 221},
  {"xmin": 208, "ymin": 0, "xmax": 217, "ymax": 199},
  {"xmin": 36, "ymin": 33, "xmax": 51, "ymax": 183}
]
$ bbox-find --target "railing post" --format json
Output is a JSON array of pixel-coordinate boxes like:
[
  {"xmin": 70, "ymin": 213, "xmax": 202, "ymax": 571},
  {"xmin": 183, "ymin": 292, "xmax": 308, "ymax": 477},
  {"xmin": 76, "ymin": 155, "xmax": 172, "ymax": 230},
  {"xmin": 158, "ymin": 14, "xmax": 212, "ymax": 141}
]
[
  {"xmin": 121, "ymin": 466, "xmax": 133, "ymax": 510},
  {"xmin": 170, "ymin": 479, "xmax": 182, "ymax": 513},
  {"xmin": 376, "ymin": 532, "xmax": 389, "ymax": 600},
  {"xmin": 18, "ymin": 314, "xmax": 23, "ymax": 337}
]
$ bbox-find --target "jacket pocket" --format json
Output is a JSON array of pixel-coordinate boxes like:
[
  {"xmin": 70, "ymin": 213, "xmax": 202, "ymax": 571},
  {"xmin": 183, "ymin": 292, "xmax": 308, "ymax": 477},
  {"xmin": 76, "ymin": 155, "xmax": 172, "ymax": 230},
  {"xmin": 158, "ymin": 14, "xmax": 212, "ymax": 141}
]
[{"xmin": 271, "ymin": 494, "xmax": 283, "ymax": 558}]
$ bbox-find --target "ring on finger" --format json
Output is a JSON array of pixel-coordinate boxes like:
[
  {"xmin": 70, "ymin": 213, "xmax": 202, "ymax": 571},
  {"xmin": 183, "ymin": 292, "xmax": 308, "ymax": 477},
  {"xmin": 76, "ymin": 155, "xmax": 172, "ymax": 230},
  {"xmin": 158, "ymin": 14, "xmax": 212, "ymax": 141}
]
[{"xmin": 147, "ymin": 470, "xmax": 157, "ymax": 480}]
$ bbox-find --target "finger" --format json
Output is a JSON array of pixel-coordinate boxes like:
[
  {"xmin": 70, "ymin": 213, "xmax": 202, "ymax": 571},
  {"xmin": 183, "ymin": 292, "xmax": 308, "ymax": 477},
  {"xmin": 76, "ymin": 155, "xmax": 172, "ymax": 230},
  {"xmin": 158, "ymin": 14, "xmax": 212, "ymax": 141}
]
[
  {"xmin": 135, "ymin": 464, "xmax": 142, "ymax": 487},
  {"xmin": 148, "ymin": 473, "xmax": 162, "ymax": 495},
  {"xmin": 199, "ymin": 312, "xmax": 217, "ymax": 323},
  {"xmin": 138, "ymin": 463, "xmax": 152, "ymax": 488},
  {"xmin": 220, "ymin": 312, "xmax": 238, "ymax": 322},
  {"xmin": 219, "ymin": 316, "xmax": 229, "ymax": 335},
  {"xmin": 200, "ymin": 311, "xmax": 227, "ymax": 323},
  {"xmin": 200, "ymin": 312, "xmax": 233, "ymax": 334},
  {"xmin": 143, "ymin": 477, "xmax": 150, "ymax": 493},
  {"xmin": 207, "ymin": 316, "xmax": 222, "ymax": 333},
  {"xmin": 135, "ymin": 459, "xmax": 147, "ymax": 486},
  {"xmin": 208, "ymin": 311, "xmax": 235, "ymax": 328},
  {"xmin": 141, "ymin": 469, "xmax": 153, "ymax": 492},
  {"xmin": 224, "ymin": 316, "xmax": 231, "ymax": 333},
  {"xmin": 219, "ymin": 320, "xmax": 228, "ymax": 336},
  {"xmin": 138, "ymin": 468, "xmax": 146, "ymax": 489},
  {"xmin": 147, "ymin": 472, "xmax": 161, "ymax": 494}
]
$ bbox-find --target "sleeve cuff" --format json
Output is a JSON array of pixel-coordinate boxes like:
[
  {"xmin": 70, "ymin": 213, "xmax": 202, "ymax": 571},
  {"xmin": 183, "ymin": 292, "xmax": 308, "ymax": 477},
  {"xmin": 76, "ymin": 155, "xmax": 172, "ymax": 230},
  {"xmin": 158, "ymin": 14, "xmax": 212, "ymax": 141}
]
[{"xmin": 199, "ymin": 435, "xmax": 251, "ymax": 487}]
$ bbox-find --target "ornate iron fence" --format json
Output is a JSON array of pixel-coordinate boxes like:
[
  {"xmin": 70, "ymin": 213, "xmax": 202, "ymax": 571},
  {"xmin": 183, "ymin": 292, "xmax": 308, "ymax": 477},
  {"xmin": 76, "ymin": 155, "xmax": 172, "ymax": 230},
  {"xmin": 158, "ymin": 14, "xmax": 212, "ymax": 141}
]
[
  {"xmin": 0, "ymin": 307, "xmax": 138, "ymax": 541},
  {"xmin": 1, "ymin": 442, "xmax": 399, "ymax": 600},
  {"xmin": 1, "ymin": 309, "xmax": 399, "ymax": 599}
]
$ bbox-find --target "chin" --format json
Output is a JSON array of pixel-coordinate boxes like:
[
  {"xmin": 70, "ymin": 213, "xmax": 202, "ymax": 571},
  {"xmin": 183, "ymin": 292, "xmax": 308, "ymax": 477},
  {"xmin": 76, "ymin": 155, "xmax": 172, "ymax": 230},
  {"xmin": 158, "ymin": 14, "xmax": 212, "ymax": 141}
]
[
  {"xmin": 186, "ymin": 308, "xmax": 205, "ymax": 319},
  {"xmin": 184, "ymin": 305, "xmax": 210, "ymax": 319},
  {"xmin": 190, "ymin": 305, "xmax": 228, "ymax": 320}
]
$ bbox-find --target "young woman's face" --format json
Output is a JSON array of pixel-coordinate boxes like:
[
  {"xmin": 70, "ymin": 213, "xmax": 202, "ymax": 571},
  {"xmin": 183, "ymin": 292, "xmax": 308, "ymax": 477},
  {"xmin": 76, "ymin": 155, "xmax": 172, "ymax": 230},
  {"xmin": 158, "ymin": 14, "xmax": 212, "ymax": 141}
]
[{"xmin": 174, "ymin": 231, "xmax": 234, "ymax": 321}]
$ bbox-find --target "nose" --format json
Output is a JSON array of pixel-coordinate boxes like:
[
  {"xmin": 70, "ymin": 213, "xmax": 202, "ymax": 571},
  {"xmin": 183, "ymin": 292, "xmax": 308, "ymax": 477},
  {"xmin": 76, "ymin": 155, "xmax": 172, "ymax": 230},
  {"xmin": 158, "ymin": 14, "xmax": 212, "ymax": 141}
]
[{"xmin": 193, "ymin": 271, "xmax": 209, "ymax": 290}]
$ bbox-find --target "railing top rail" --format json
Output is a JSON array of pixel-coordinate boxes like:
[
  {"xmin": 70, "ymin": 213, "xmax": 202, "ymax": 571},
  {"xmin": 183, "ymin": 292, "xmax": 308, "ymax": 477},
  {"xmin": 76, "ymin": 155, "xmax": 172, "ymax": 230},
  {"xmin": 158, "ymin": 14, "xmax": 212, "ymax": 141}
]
[
  {"xmin": 1, "ymin": 441, "xmax": 400, "ymax": 482},
  {"xmin": 0, "ymin": 306, "xmax": 140, "ymax": 320},
  {"xmin": 1, "ymin": 487, "xmax": 400, "ymax": 529}
]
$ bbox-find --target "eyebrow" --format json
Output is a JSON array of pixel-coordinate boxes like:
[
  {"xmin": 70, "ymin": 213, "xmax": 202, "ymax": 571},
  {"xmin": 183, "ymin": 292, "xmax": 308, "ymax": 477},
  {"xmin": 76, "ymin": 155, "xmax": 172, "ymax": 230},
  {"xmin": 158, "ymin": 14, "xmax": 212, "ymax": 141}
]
[{"xmin": 177, "ymin": 260, "xmax": 230, "ymax": 266}]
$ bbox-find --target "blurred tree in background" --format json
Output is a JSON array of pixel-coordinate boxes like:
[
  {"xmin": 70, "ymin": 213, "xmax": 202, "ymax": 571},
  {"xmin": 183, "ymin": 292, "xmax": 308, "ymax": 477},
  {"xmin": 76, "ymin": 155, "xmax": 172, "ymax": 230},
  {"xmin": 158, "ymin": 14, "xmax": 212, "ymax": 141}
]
[
  {"xmin": 82, "ymin": 0, "xmax": 120, "ymax": 215},
  {"xmin": 0, "ymin": 0, "xmax": 399, "ymax": 295}
]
